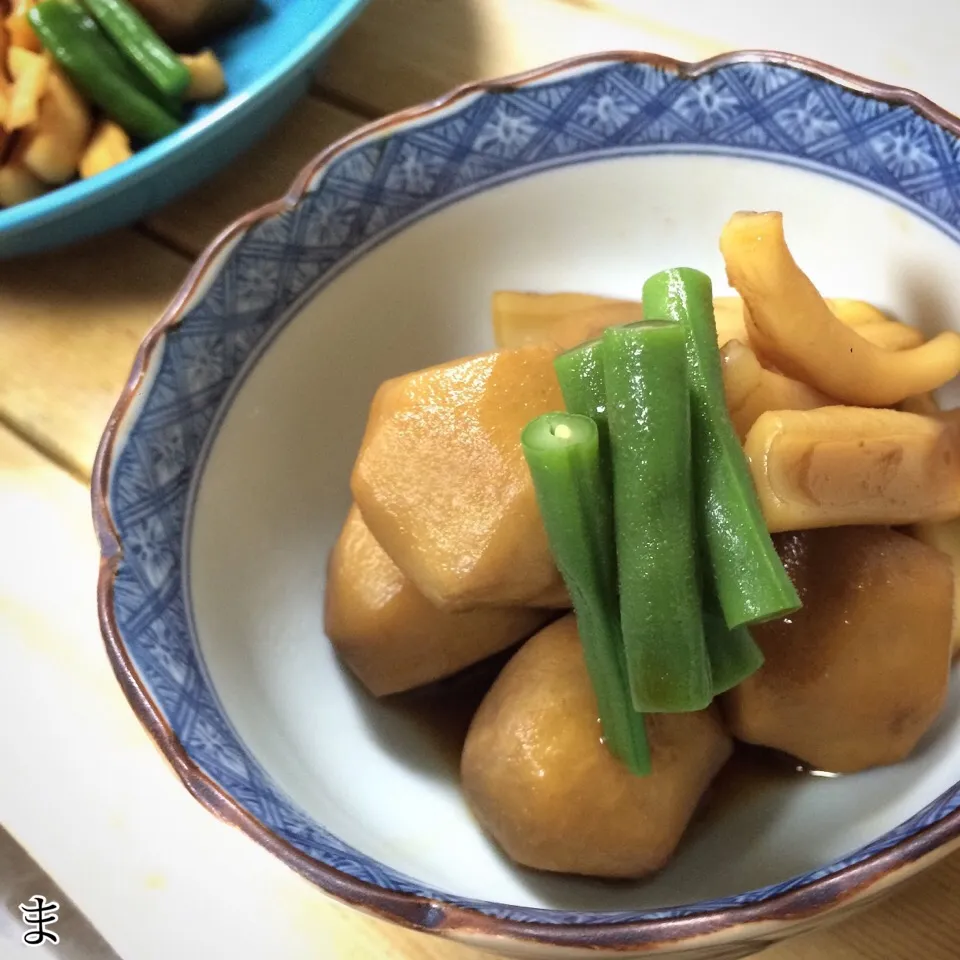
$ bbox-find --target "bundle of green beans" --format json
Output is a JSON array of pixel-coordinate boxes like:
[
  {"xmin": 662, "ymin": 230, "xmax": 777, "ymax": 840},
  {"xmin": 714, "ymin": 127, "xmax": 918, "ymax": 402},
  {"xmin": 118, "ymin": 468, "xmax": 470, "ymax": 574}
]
[
  {"xmin": 28, "ymin": 0, "xmax": 193, "ymax": 143},
  {"xmin": 522, "ymin": 267, "xmax": 800, "ymax": 777}
]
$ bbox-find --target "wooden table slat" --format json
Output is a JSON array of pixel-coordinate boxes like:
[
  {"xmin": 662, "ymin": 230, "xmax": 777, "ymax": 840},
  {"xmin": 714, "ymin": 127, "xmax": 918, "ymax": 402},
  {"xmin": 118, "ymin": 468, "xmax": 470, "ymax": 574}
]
[
  {"xmin": 316, "ymin": 0, "xmax": 724, "ymax": 114},
  {"xmin": 316, "ymin": 0, "xmax": 960, "ymax": 122},
  {"xmin": 0, "ymin": 231, "xmax": 188, "ymax": 479}
]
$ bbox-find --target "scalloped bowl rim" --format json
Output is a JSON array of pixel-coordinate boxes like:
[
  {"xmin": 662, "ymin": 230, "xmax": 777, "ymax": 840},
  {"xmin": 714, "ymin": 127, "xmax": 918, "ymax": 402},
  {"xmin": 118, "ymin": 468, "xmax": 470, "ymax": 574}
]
[{"xmin": 92, "ymin": 49, "xmax": 960, "ymax": 954}]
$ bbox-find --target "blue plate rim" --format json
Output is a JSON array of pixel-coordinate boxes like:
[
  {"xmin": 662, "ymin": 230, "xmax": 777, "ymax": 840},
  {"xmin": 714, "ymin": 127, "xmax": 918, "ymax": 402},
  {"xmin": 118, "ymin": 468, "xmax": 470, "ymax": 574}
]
[{"xmin": 91, "ymin": 48, "xmax": 960, "ymax": 952}]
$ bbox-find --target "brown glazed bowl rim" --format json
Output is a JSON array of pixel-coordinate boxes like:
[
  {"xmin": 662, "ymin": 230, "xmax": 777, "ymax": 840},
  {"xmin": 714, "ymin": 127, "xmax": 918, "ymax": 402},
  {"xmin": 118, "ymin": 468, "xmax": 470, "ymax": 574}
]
[{"xmin": 93, "ymin": 48, "xmax": 960, "ymax": 953}]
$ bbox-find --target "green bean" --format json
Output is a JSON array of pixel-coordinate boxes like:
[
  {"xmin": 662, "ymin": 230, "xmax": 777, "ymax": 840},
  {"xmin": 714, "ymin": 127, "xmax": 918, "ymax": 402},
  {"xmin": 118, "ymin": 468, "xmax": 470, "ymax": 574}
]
[
  {"xmin": 642, "ymin": 268, "xmax": 801, "ymax": 629},
  {"xmin": 82, "ymin": 0, "xmax": 191, "ymax": 99},
  {"xmin": 601, "ymin": 322, "xmax": 713, "ymax": 713},
  {"xmin": 554, "ymin": 338, "xmax": 610, "ymax": 477},
  {"xmin": 522, "ymin": 412, "xmax": 650, "ymax": 775},
  {"xmin": 703, "ymin": 608, "xmax": 764, "ymax": 695},
  {"xmin": 29, "ymin": 1, "xmax": 180, "ymax": 143}
]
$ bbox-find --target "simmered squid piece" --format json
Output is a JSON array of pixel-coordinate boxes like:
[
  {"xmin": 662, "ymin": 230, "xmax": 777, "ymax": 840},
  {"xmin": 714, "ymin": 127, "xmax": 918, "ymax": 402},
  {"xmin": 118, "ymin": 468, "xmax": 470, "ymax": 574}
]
[
  {"xmin": 720, "ymin": 211, "xmax": 960, "ymax": 406},
  {"xmin": 721, "ymin": 338, "xmax": 832, "ymax": 439},
  {"xmin": 743, "ymin": 406, "xmax": 960, "ymax": 531}
]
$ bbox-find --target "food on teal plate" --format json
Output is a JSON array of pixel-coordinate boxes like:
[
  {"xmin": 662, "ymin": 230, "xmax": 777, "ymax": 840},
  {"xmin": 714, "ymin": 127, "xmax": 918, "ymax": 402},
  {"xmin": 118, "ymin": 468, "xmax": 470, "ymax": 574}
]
[
  {"xmin": 0, "ymin": 0, "xmax": 242, "ymax": 206},
  {"xmin": 724, "ymin": 526, "xmax": 953, "ymax": 773},
  {"xmin": 326, "ymin": 209, "xmax": 960, "ymax": 880},
  {"xmin": 7, "ymin": 47, "xmax": 91, "ymax": 187},
  {"xmin": 125, "ymin": 0, "xmax": 252, "ymax": 47},
  {"xmin": 325, "ymin": 505, "xmax": 552, "ymax": 698},
  {"xmin": 83, "ymin": 0, "xmax": 192, "ymax": 98},
  {"xmin": 460, "ymin": 615, "xmax": 732, "ymax": 879},
  {"xmin": 30, "ymin": 1, "xmax": 181, "ymax": 141}
]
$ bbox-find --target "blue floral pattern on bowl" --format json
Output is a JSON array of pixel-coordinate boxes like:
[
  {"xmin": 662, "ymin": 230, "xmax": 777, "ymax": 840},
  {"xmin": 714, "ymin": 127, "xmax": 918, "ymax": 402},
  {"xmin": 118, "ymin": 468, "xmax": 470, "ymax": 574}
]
[{"xmin": 95, "ymin": 52, "xmax": 960, "ymax": 942}]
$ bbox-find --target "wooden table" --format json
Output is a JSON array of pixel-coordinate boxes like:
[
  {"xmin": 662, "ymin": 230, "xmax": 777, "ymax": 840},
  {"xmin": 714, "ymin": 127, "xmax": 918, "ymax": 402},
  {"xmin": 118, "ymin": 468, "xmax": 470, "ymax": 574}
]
[{"xmin": 2, "ymin": 1, "xmax": 960, "ymax": 957}]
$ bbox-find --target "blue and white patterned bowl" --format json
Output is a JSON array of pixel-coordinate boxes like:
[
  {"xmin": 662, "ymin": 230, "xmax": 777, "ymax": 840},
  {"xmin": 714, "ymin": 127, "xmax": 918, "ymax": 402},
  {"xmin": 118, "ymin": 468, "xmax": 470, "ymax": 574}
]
[{"xmin": 94, "ymin": 51, "xmax": 960, "ymax": 959}]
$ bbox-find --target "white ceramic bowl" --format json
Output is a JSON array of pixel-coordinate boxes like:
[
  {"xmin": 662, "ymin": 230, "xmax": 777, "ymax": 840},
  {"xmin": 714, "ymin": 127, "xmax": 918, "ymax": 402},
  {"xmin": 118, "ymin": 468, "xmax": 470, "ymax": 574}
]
[{"xmin": 95, "ymin": 51, "xmax": 960, "ymax": 959}]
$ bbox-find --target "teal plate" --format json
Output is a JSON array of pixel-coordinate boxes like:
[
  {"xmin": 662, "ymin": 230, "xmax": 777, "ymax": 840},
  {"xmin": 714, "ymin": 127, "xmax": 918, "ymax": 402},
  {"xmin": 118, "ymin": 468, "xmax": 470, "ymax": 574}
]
[{"xmin": 0, "ymin": 0, "xmax": 369, "ymax": 259}]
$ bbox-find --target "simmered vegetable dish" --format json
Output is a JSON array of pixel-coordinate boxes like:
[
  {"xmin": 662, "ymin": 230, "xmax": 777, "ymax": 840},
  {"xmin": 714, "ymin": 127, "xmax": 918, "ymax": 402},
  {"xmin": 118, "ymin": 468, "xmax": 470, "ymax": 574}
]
[
  {"xmin": 325, "ymin": 210, "xmax": 960, "ymax": 879},
  {"xmin": 0, "ymin": 0, "xmax": 248, "ymax": 205}
]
